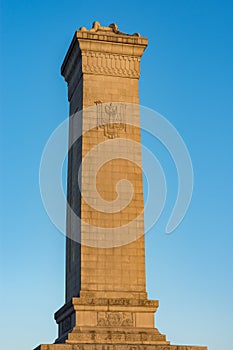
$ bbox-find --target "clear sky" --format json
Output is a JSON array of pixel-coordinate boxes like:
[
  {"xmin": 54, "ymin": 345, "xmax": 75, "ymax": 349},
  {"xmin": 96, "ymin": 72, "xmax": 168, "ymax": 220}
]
[{"xmin": 1, "ymin": 1, "xmax": 233, "ymax": 350}]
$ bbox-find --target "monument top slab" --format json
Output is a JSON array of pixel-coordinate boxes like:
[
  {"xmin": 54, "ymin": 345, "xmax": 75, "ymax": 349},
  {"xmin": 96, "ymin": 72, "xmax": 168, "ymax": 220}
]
[{"xmin": 78, "ymin": 21, "xmax": 148, "ymax": 42}]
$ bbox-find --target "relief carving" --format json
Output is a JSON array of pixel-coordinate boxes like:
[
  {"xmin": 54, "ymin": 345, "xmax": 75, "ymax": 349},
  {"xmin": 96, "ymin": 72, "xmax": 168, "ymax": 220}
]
[
  {"xmin": 95, "ymin": 101, "xmax": 126, "ymax": 139},
  {"xmin": 97, "ymin": 312, "xmax": 133, "ymax": 327},
  {"xmin": 82, "ymin": 51, "xmax": 140, "ymax": 78},
  {"xmin": 109, "ymin": 298, "xmax": 130, "ymax": 306},
  {"xmin": 101, "ymin": 346, "xmax": 116, "ymax": 350}
]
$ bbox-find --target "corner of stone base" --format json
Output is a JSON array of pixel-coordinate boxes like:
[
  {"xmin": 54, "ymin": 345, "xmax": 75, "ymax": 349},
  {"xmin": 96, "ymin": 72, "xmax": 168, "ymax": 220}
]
[
  {"xmin": 34, "ymin": 346, "xmax": 69, "ymax": 350},
  {"xmin": 33, "ymin": 345, "xmax": 72, "ymax": 350}
]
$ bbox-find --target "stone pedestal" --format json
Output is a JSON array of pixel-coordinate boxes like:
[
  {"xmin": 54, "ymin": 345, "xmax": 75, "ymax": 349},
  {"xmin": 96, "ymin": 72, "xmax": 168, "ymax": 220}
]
[
  {"xmin": 34, "ymin": 22, "xmax": 207, "ymax": 350},
  {"xmin": 53, "ymin": 292, "xmax": 167, "ymax": 346},
  {"xmin": 36, "ymin": 293, "xmax": 206, "ymax": 349}
]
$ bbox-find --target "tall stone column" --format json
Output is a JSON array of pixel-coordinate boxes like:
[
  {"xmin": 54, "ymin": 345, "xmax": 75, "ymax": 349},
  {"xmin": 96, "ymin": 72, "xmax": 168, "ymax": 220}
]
[
  {"xmin": 34, "ymin": 22, "xmax": 207, "ymax": 350},
  {"xmin": 63, "ymin": 22, "xmax": 148, "ymax": 303}
]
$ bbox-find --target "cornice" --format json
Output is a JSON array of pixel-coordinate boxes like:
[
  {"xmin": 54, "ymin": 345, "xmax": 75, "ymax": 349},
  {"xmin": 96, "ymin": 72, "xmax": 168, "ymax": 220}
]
[{"xmin": 61, "ymin": 22, "xmax": 148, "ymax": 83}]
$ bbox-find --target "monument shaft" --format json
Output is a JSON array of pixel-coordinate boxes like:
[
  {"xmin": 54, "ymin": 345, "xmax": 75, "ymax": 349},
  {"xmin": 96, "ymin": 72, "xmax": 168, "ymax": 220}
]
[{"xmin": 63, "ymin": 24, "xmax": 147, "ymax": 302}]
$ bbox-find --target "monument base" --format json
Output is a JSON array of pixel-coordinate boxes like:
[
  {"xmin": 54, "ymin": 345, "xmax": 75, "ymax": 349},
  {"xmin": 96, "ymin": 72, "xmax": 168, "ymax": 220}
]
[
  {"xmin": 35, "ymin": 345, "xmax": 207, "ymax": 350},
  {"xmin": 34, "ymin": 292, "xmax": 207, "ymax": 350}
]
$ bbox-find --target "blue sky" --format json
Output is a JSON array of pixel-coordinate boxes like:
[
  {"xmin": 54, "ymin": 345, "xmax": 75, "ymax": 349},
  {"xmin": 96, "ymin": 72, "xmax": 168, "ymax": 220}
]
[{"xmin": 1, "ymin": 1, "xmax": 233, "ymax": 350}]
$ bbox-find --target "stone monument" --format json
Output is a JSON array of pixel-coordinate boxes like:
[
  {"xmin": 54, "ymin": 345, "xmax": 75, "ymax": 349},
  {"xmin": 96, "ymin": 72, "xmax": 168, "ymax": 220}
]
[{"xmin": 34, "ymin": 22, "xmax": 207, "ymax": 350}]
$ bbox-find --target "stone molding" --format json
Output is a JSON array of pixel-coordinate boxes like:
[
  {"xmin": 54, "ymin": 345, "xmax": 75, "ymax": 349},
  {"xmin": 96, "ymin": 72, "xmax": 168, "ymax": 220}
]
[
  {"xmin": 67, "ymin": 328, "xmax": 168, "ymax": 344},
  {"xmin": 82, "ymin": 51, "xmax": 140, "ymax": 78}
]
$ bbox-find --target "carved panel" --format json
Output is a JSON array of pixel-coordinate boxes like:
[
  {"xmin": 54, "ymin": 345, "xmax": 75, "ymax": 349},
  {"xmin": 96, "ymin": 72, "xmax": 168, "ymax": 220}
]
[
  {"xmin": 97, "ymin": 312, "xmax": 133, "ymax": 327},
  {"xmin": 95, "ymin": 101, "xmax": 126, "ymax": 139},
  {"xmin": 82, "ymin": 51, "xmax": 140, "ymax": 78}
]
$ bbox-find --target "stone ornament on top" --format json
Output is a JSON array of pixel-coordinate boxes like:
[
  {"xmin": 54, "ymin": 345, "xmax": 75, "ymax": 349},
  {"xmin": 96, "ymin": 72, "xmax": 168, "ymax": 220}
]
[{"xmin": 80, "ymin": 21, "xmax": 141, "ymax": 37}]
